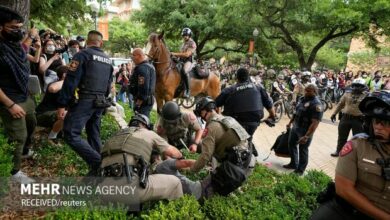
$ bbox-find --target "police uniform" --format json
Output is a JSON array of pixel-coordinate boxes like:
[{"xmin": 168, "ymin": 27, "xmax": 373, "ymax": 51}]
[
  {"xmin": 57, "ymin": 47, "xmax": 113, "ymax": 172},
  {"xmin": 288, "ymin": 96, "xmax": 323, "ymax": 173},
  {"xmin": 130, "ymin": 60, "xmax": 155, "ymax": 117},
  {"xmin": 215, "ymin": 81, "xmax": 273, "ymax": 140},
  {"xmin": 180, "ymin": 38, "xmax": 196, "ymax": 72},
  {"xmin": 191, "ymin": 112, "xmax": 255, "ymax": 198},
  {"xmin": 332, "ymin": 92, "xmax": 367, "ymax": 154},
  {"xmin": 311, "ymin": 135, "xmax": 390, "ymax": 219},
  {"xmin": 99, "ymin": 127, "xmax": 183, "ymax": 204},
  {"xmin": 271, "ymin": 81, "xmax": 287, "ymax": 102},
  {"xmin": 156, "ymin": 112, "xmax": 202, "ymax": 148}
]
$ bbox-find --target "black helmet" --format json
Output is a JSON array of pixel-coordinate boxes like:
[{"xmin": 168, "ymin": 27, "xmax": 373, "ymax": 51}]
[
  {"xmin": 359, "ymin": 90, "xmax": 390, "ymax": 120},
  {"xmin": 181, "ymin": 28, "xmax": 192, "ymax": 37},
  {"xmin": 194, "ymin": 96, "xmax": 216, "ymax": 117},
  {"xmin": 129, "ymin": 113, "xmax": 150, "ymax": 129},
  {"xmin": 162, "ymin": 101, "xmax": 181, "ymax": 121}
]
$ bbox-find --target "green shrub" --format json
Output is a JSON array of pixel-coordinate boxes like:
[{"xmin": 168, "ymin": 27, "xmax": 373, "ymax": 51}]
[
  {"xmin": 45, "ymin": 205, "xmax": 128, "ymax": 220},
  {"xmin": 0, "ymin": 128, "xmax": 14, "ymax": 177},
  {"xmin": 141, "ymin": 195, "xmax": 205, "ymax": 220}
]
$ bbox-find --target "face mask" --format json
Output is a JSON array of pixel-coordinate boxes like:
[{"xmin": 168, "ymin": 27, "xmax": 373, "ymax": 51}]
[
  {"xmin": 79, "ymin": 41, "xmax": 85, "ymax": 47},
  {"xmin": 69, "ymin": 48, "xmax": 78, "ymax": 56},
  {"xmin": 46, "ymin": 45, "xmax": 55, "ymax": 53},
  {"xmin": 1, "ymin": 29, "xmax": 25, "ymax": 42}
]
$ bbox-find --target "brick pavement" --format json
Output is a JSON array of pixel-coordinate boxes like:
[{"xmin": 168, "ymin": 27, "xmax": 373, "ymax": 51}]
[{"xmin": 253, "ymin": 110, "xmax": 349, "ymax": 179}]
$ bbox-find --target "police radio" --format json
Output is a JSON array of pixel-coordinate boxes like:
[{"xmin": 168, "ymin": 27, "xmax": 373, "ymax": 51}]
[{"xmin": 376, "ymin": 158, "xmax": 390, "ymax": 181}]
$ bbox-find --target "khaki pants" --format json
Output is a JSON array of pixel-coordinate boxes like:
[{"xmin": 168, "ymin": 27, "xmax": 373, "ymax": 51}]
[
  {"xmin": 0, "ymin": 97, "xmax": 36, "ymax": 173},
  {"xmin": 100, "ymin": 173, "xmax": 183, "ymax": 205}
]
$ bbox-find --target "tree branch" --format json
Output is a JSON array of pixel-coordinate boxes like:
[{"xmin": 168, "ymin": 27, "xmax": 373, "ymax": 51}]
[{"xmin": 199, "ymin": 45, "xmax": 245, "ymax": 57}]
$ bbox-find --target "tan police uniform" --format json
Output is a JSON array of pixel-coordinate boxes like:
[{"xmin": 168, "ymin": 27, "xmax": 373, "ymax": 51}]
[
  {"xmin": 181, "ymin": 38, "xmax": 196, "ymax": 73},
  {"xmin": 99, "ymin": 127, "xmax": 183, "ymax": 204},
  {"xmin": 336, "ymin": 136, "xmax": 390, "ymax": 213},
  {"xmin": 190, "ymin": 112, "xmax": 255, "ymax": 198},
  {"xmin": 332, "ymin": 92, "xmax": 367, "ymax": 154},
  {"xmin": 157, "ymin": 112, "xmax": 202, "ymax": 147}
]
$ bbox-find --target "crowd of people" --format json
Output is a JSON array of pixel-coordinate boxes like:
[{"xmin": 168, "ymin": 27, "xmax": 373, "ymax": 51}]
[{"xmin": 0, "ymin": 5, "xmax": 389, "ymax": 218}]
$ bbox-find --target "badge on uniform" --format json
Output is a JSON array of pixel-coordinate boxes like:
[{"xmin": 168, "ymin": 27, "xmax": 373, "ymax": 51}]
[
  {"xmin": 304, "ymin": 102, "xmax": 310, "ymax": 108},
  {"xmin": 316, "ymin": 105, "xmax": 322, "ymax": 112},
  {"xmin": 68, "ymin": 60, "xmax": 80, "ymax": 72},
  {"xmin": 340, "ymin": 141, "xmax": 353, "ymax": 157},
  {"xmin": 138, "ymin": 76, "xmax": 145, "ymax": 85}
]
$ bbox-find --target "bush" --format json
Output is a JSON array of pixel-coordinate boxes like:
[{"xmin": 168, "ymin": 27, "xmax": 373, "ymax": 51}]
[
  {"xmin": 45, "ymin": 205, "xmax": 128, "ymax": 220},
  {"xmin": 0, "ymin": 127, "xmax": 14, "ymax": 177}
]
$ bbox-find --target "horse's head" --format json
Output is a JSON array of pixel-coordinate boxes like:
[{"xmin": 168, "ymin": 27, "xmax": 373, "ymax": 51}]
[{"xmin": 145, "ymin": 32, "xmax": 169, "ymax": 63}]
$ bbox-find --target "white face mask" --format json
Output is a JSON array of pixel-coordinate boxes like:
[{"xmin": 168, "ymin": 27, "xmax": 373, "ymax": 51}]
[
  {"xmin": 79, "ymin": 41, "xmax": 85, "ymax": 47},
  {"xmin": 46, "ymin": 45, "xmax": 55, "ymax": 53}
]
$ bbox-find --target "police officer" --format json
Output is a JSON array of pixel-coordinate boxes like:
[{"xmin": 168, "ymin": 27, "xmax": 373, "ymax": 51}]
[
  {"xmin": 330, "ymin": 79, "xmax": 368, "ymax": 157},
  {"xmin": 215, "ymin": 67, "xmax": 276, "ymax": 154},
  {"xmin": 270, "ymin": 73, "xmax": 290, "ymax": 102},
  {"xmin": 157, "ymin": 101, "xmax": 203, "ymax": 152},
  {"xmin": 57, "ymin": 30, "xmax": 113, "ymax": 175},
  {"xmin": 171, "ymin": 28, "xmax": 196, "ymax": 98},
  {"xmin": 283, "ymin": 84, "xmax": 323, "ymax": 175},
  {"xmin": 129, "ymin": 48, "xmax": 156, "ymax": 118},
  {"xmin": 100, "ymin": 114, "xmax": 185, "ymax": 204},
  {"xmin": 182, "ymin": 97, "xmax": 255, "ymax": 198},
  {"xmin": 292, "ymin": 71, "xmax": 311, "ymax": 102},
  {"xmin": 311, "ymin": 91, "xmax": 390, "ymax": 219}
]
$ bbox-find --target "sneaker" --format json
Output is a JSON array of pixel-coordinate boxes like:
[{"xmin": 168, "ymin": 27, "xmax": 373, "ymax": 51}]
[
  {"xmin": 11, "ymin": 171, "xmax": 35, "ymax": 184},
  {"xmin": 21, "ymin": 150, "xmax": 35, "ymax": 159},
  {"xmin": 282, "ymin": 163, "xmax": 296, "ymax": 169},
  {"xmin": 330, "ymin": 151, "xmax": 339, "ymax": 157}
]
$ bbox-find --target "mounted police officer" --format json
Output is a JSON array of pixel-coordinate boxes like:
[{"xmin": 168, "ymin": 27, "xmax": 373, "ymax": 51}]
[
  {"xmin": 283, "ymin": 84, "xmax": 323, "ymax": 175},
  {"xmin": 129, "ymin": 48, "xmax": 156, "ymax": 118},
  {"xmin": 311, "ymin": 91, "xmax": 390, "ymax": 219},
  {"xmin": 182, "ymin": 97, "xmax": 255, "ymax": 198},
  {"xmin": 100, "ymin": 114, "xmax": 184, "ymax": 205},
  {"xmin": 157, "ymin": 101, "xmax": 203, "ymax": 152},
  {"xmin": 57, "ymin": 30, "xmax": 113, "ymax": 175},
  {"xmin": 215, "ymin": 67, "xmax": 276, "ymax": 156},
  {"xmin": 171, "ymin": 28, "xmax": 196, "ymax": 98},
  {"xmin": 330, "ymin": 78, "xmax": 368, "ymax": 157}
]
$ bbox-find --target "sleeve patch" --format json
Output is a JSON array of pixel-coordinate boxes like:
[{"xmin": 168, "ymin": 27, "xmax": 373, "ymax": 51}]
[
  {"xmin": 138, "ymin": 76, "xmax": 145, "ymax": 85},
  {"xmin": 202, "ymin": 128, "xmax": 208, "ymax": 138},
  {"xmin": 340, "ymin": 141, "xmax": 353, "ymax": 157},
  {"xmin": 68, "ymin": 60, "xmax": 80, "ymax": 72}
]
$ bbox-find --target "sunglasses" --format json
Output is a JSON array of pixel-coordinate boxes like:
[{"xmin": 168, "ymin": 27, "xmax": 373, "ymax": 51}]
[{"xmin": 372, "ymin": 118, "xmax": 390, "ymax": 127}]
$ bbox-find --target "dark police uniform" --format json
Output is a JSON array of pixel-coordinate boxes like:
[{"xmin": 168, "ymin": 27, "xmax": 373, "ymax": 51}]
[
  {"xmin": 130, "ymin": 61, "xmax": 155, "ymax": 117},
  {"xmin": 57, "ymin": 46, "xmax": 113, "ymax": 172},
  {"xmin": 288, "ymin": 96, "xmax": 323, "ymax": 173},
  {"xmin": 311, "ymin": 135, "xmax": 390, "ymax": 219},
  {"xmin": 215, "ymin": 81, "xmax": 273, "ymax": 141}
]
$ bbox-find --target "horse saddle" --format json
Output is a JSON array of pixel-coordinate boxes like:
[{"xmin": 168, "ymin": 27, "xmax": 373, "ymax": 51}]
[{"xmin": 175, "ymin": 62, "xmax": 210, "ymax": 80}]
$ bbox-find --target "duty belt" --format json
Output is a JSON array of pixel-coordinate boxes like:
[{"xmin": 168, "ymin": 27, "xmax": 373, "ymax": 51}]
[
  {"xmin": 102, "ymin": 163, "xmax": 138, "ymax": 178},
  {"xmin": 79, "ymin": 93, "xmax": 105, "ymax": 99},
  {"xmin": 342, "ymin": 113, "xmax": 363, "ymax": 120}
]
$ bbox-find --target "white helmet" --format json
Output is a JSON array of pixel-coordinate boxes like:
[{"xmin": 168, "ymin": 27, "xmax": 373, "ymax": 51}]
[
  {"xmin": 352, "ymin": 78, "xmax": 366, "ymax": 86},
  {"xmin": 302, "ymin": 71, "xmax": 312, "ymax": 77}
]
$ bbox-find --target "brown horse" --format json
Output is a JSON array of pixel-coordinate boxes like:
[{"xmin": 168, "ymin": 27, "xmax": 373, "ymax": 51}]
[{"xmin": 146, "ymin": 32, "xmax": 221, "ymax": 112}]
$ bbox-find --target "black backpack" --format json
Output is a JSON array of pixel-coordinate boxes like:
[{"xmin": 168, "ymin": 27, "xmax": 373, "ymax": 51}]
[{"xmin": 271, "ymin": 128, "xmax": 290, "ymax": 157}]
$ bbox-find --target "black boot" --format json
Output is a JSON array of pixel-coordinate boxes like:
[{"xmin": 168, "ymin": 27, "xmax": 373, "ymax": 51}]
[{"xmin": 182, "ymin": 73, "xmax": 190, "ymax": 98}]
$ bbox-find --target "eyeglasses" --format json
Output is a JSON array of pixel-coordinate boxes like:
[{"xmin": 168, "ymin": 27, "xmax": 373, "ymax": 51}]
[{"xmin": 372, "ymin": 118, "xmax": 390, "ymax": 127}]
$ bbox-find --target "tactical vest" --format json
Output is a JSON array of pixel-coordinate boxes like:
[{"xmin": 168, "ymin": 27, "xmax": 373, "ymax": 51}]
[
  {"xmin": 101, "ymin": 127, "xmax": 152, "ymax": 165},
  {"xmin": 224, "ymin": 82, "xmax": 263, "ymax": 115},
  {"xmin": 211, "ymin": 116, "xmax": 250, "ymax": 160},
  {"xmin": 161, "ymin": 114, "xmax": 189, "ymax": 145},
  {"xmin": 79, "ymin": 48, "xmax": 112, "ymax": 95}
]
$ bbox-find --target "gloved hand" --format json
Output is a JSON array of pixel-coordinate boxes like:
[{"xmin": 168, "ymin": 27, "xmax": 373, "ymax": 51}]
[
  {"xmin": 264, "ymin": 118, "xmax": 275, "ymax": 127},
  {"xmin": 331, "ymin": 114, "xmax": 336, "ymax": 123}
]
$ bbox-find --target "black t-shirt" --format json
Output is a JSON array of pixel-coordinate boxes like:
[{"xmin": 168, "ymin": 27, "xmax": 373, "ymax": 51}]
[
  {"xmin": 0, "ymin": 54, "xmax": 28, "ymax": 104},
  {"xmin": 36, "ymin": 82, "xmax": 60, "ymax": 114},
  {"xmin": 42, "ymin": 53, "xmax": 63, "ymax": 72}
]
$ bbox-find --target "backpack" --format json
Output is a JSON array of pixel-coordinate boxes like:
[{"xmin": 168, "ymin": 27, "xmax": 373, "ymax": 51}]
[{"xmin": 271, "ymin": 128, "xmax": 290, "ymax": 157}]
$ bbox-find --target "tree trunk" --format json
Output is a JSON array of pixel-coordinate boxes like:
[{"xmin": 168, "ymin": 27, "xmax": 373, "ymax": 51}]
[{"xmin": 0, "ymin": 0, "xmax": 30, "ymax": 25}]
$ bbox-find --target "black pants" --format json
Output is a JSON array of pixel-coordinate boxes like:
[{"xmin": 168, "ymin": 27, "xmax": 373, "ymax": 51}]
[
  {"xmin": 336, "ymin": 115, "xmax": 364, "ymax": 153},
  {"xmin": 310, "ymin": 198, "xmax": 372, "ymax": 220}
]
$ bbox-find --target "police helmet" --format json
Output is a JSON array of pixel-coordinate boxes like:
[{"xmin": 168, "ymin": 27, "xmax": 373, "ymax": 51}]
[
  {"xmin": 194, "ymin": 96, "xmax": 216, "ymax": 117},
  {"xmin": 277, "ymin": 73, "xmax": 285, "ymax": 80},
  {"xmin": 161, "ymin": 101, "xmax": 181, "ymax": 121},
  {"xmin": 351, "ymin": 78, "xmax": 368, "ymax": 92},
  {"xmin": 129, "ymin": 114, "xmax": 151, "ymax": 129},
  {"xmin": 359, "ymin": 91, "xmax": 390, "ymax": 121},
  {"xmin": 181, "ymin": 28, "xmax": 192, "ymax": 37},
  {"xmin": 266, "ymin": 69, "xmax": 276, "ymax": 78}
]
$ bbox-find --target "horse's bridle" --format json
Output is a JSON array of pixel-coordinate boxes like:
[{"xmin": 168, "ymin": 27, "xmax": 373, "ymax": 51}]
[{"xmin": 147, "ymin": 39, "xmax": 170, "ymax": 65}]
